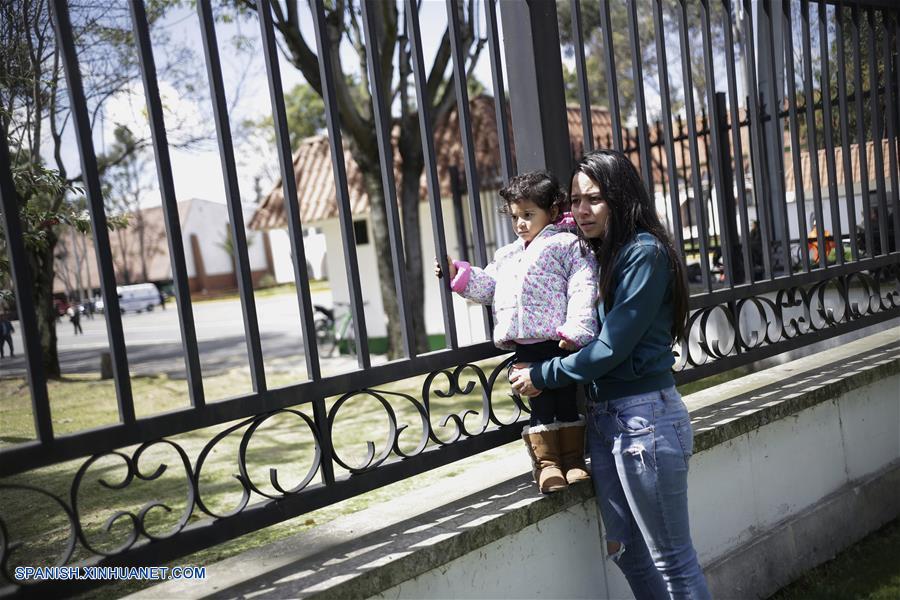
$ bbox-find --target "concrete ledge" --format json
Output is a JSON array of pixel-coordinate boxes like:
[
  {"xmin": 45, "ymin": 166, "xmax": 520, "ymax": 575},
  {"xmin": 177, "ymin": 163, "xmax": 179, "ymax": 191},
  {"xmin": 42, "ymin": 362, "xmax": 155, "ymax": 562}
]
[
  {"xmin": 689, "ymin": 334, "xmax": 900, "ymax": 454},
  {"xmin": 133, "ymin": 328, "xmax": 900, "ymax": 599},
  {"xmin": 705, "ymin": 461, "xmax": 900, "ymax": 599}
]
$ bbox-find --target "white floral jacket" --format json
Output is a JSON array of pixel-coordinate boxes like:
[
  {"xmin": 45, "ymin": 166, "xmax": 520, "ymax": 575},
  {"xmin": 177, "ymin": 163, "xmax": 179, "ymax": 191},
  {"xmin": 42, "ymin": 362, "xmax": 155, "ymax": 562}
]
[{"xmin": 450, "ymin": 221, "xmax": 599, "ymax": 350}]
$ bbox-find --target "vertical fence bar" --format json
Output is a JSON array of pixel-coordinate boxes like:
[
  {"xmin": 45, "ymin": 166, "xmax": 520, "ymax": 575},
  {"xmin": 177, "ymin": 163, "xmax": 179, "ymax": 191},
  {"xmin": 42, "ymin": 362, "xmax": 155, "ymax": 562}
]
[
  {"xmin": 880, "ymin": 11, "xmax": 900, "ymax": 254},
  {"xmin": 360, "ymin": 0, "xmax": 416, "ymax": 358},
  {"xmin": 447, "ymin": 0, "xmax": 488, "ymax": 269},
  {"xmin": 406, "ymin": 0, "xmax": 459, "ymax": 350},
  {"xmin": 450, "ymin": 166, "xmax": 470, "ymax": 262},
  {"xmin": 51, "ymin": 0, "xmax": 135, "ymax": 423},
  {"xmin": 851, "ymin": 4, "xmax": 874, "ymax": 258},
  {"xmin": 700, "ymin": 0, "xmax": 735, "ymax": 286},
  {"xmin": 715, "ymin": 92, "xmax": 742, "ymax": 287},
  {"xmin": 835, "ymin": 1, "xmax": 859, "ymax": 261},
  {"xmin": 818, "ymin": 2, "xmax": 844, "ymax": 266},
  {"xmin": 677, "ymin": 115, "xmax": 695, "ymax": 248},
  {"xmin": 256, "ymin": 4, "xmax": 332, "ymax": 489},
  {"xmin": 703, "ymin": 117, "xmax": 719, "ymax": 251},
  {"xmin": 485, "ymin": 0, "xmax": 514, "ymax": 183},
  {"xmin": 310, "ymin": 0, "xmax": 370, "ymax": 369},
  {"xmin": 627, "ymin": 1, "xmax": 654, "ymax": 193},
  {"xmin": 197, "ymin": 0, "xmax": 267, "ymax": 391},
  {"xmin": 721, "ymin": 0, "xmax": 753, "ymax": 283},
  {"xmin": 783, "ymin": 0, "xmax": 811, "ymax": 272},
  {"xmin": 867, "ymin": 8, "xmax": 890, "ymax": 257},
  {"xmin": 256, "ymin": 0, "xmax": 321, "ymax": 379},
  {"xmin": 0, "ymin": 135, "xmax": 53, "ymax": 442},
  {"xmin": 571, "ymin": 0, "xmax": 594, "ymax": 154},
  {"xmin": 448, "ymin": 0, "xmax": 492, "ymax": 339},
  {"xmin": 655, "ymin": 121, "xmax": 672, "ymax": 233},
  {"xmin": 130, "ymin": 0, "xmax": 205, "ymax": 406},
  {"xmin": 800, "ymin": 0, "xmax": 827, "ymax": 268},
  {"xmin": 599, "ymin": 0, "xmax": 623, "ymax": 151},
  {"xmin": 762, "ymin": 0, "xmax": 792, "ymax": 275},
  {"xmin": 678, "ymin": 0, "xmax": 713, "ymax": 291},
  {"xmin": 742, "ymin": 0, "xmax": 775, "ymax": 279},
  {"xmin": 894, "ymin": 13, "xmax": 900, "ymax": 253}
]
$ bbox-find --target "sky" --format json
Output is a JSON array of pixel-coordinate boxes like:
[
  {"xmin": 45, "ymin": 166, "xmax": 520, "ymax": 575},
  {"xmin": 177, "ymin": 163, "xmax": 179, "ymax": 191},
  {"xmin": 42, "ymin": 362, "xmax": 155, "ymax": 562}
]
[
  {"xmin": 57, "ymin": 0, "xmax": 795, "ymax": 212},
  {"xmin": 70, "ymin": 1, "xmax": 504, "ymax": 209}
]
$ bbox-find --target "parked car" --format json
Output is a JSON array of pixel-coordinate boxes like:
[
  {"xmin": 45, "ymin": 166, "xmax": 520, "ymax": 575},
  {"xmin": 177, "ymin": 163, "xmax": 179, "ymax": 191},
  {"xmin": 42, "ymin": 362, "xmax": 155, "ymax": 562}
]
[{"xmin": 95, "ymin": 284, "xmax": 162, "ymax": 314}]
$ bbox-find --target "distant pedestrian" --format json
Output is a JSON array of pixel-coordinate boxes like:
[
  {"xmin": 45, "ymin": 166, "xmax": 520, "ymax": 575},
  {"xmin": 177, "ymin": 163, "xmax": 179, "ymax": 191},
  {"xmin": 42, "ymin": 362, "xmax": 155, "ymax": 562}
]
[
  {"xmin": 70, "ymin": 310, "xmax": 83, "ymax": 335},
  {"xmin": 0, "ymin": 314, "xmax": 14, "ymax": 358},
  {"xmin": 159, "ymin": 289, "xmax": 167, "ymax": 310}
]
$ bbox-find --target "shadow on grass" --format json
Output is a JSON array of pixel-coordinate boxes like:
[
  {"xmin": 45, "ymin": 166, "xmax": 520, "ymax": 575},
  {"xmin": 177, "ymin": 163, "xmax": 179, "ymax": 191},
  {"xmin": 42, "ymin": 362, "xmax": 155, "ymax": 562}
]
[
  {"xmin": 0, "ymin": 356, "xmax": 519, "ymax": 579},
  {"xmin": 769, "ymin": 518, "xmax": 900, "ymax": 600}
]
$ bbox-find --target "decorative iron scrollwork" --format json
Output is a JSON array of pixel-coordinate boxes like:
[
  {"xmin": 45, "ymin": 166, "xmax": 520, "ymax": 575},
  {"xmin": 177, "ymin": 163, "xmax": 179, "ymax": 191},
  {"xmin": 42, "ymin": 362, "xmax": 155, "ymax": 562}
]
[
  {"xmin": 677, "ymin": 267, "xmax": 899, "ymax": 370},
  {"xmin": 0, "ymin": 356, "xmax": 522, "ymax": 587}
]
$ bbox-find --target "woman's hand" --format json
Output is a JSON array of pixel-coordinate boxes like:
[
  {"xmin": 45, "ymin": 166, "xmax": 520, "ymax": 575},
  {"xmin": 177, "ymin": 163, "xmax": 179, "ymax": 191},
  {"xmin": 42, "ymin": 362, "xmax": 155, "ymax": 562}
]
[
  {"xmin": 509, "ymin": 362, "xmax": 541, "ymax": 397},
  {"xmin": 434, "ymin": 255, "xmax": 458, "ymax": 280}
]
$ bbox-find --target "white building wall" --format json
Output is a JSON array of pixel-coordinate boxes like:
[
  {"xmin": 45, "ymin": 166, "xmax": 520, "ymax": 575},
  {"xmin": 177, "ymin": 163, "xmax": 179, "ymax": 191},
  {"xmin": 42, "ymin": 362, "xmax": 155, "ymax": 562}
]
[
  {"xmin": 320, "ymin": 218, "xmax": 386, "ymax": 337},
  {"xmin": 268, "ymin": 228, "xmax": 328, "ymax": 284},
  {"xmin": 421, "ymin": 198, "xmax": 490, "ymax": 346},
  {"xmin": 785, "ymin": 183, "xmax": 894, "ymax": 240},
  {"xmin": 180, "ymin": 199, "xmax": 269, "ymax": 278},
  {"xmin": 268, "ymin": 228, "xmax": 294, "ymax": 284},
  {"xmin": 319, "ymin": 194, "xmax": 496, "ymax": 345}
]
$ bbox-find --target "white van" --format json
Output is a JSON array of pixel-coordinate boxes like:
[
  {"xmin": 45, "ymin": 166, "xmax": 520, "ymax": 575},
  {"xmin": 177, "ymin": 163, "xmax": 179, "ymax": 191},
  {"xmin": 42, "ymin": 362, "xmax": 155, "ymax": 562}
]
[{"xmin": 115, "ymin": 283, "xmax": 161, "ymax": 314}]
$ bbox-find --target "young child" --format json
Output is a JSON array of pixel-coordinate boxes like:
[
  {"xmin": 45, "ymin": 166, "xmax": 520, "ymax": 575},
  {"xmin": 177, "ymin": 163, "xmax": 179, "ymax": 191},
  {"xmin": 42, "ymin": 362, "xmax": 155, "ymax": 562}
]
[{"xmin": 434, "ymin": 170, "xmax": 598, "ymax": 493}]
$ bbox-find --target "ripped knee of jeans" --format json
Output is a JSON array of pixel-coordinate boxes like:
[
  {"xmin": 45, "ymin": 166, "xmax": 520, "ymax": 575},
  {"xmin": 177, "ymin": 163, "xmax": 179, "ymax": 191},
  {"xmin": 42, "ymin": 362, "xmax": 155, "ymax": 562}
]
[
  {"xmin": 606, "ymin": 540, "xmax": 625, "ymax": 562},
  {"xmin": 624, "ymin": 443, "xmax": 648, "ymax": 469}
]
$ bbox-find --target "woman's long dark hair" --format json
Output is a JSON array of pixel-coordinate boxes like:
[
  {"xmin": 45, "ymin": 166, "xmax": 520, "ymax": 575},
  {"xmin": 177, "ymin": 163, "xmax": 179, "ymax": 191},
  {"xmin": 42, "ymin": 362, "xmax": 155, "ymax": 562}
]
[{"xmin": 570, "ymin": 149, "xmax": 689, "ymax": 342}]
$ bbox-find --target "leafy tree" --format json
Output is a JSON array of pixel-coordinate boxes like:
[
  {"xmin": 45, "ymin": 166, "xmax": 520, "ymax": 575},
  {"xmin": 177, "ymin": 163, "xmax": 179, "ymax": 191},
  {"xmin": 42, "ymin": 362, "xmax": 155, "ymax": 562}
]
[
  {"xmin": 0, "ymin": 0, "xmax": 192, "ymax": 377},
  {"xmin": 556, "ymin": 0, "xmax": 730, "ymax": 123},
  {"xmin": 792, "ymin": 3, "xmax": 891, "ymax": 151},
  {"xmin": 230, "ymin": 0, "xmax": 485, "ymax": 358},
  {"xmin": 244, "ymin": 83, "xmax": 326, "ymax": 151},
  {"xmin": 557, "ymin": 0, "xmax": 659, "ymax": 119},
  {"xmin": 102, "ymin": 126, "xmax": 159, "ymax": 284}
]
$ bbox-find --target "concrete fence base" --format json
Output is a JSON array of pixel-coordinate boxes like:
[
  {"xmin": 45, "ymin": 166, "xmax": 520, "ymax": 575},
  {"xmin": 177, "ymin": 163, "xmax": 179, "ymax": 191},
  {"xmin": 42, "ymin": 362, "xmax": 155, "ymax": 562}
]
[{"xmin": 133, "ymin": 328, "xmax": 900, "ymax": 600}]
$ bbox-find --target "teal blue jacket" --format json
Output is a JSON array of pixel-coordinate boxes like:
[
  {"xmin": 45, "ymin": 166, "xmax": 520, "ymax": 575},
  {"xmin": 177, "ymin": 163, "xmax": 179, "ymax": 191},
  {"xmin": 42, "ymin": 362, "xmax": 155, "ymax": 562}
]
[{"xmin": 530, "ymin": 231, "xmax": 677, "ymax": 402}]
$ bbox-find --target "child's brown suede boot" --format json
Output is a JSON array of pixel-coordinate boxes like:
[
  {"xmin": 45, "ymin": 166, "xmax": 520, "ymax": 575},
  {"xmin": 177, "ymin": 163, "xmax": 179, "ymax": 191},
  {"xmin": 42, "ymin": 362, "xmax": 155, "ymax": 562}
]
[
  {"xmin": 522, "ymin": 425, "xmax": 567, "ymax": 493},
  {"xmin": 558, "ymin": 419, "xmax": 591, "ymax": 484}
]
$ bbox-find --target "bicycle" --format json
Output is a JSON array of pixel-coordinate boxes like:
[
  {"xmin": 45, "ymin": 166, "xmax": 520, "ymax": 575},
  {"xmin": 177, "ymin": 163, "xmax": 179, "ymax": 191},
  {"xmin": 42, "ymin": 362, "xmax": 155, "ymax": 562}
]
[{"xmin": 313, "ymin": 301, "xmax": 360, "ymax": 357}]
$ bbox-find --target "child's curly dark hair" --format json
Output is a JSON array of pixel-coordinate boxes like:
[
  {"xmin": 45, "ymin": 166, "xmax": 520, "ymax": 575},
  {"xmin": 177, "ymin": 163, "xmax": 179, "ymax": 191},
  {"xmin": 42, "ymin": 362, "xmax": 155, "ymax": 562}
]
[{"xmin": 498, "ymin": 170, "xmax": 566, "ymax": 215}]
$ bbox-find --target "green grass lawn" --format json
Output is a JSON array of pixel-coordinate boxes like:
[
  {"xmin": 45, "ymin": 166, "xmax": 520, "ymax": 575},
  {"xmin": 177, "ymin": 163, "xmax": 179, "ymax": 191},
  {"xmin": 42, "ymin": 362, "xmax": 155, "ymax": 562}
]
[
  {"xmin": 0, "ymin": 356, "xmax": 521, "ymax": 598},
  {"xmin": 0, "ymin": 349, "xmax": 758, "ymax": 599},
  {"xmin": 769, "ymin": 518, "xmax": 900, "ymax": 600}
]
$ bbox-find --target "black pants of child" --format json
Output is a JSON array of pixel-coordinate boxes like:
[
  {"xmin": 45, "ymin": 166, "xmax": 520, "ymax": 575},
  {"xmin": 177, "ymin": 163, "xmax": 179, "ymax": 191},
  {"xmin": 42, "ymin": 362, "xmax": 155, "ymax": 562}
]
[{"xmin": 514, "ymin": 341, "xmax": 578, "ymax": 427}]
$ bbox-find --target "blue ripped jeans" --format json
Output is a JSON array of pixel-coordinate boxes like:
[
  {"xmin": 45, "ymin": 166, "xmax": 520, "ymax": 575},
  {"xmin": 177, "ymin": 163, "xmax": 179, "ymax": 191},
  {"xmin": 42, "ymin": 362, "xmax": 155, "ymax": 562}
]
[{"xmin": 587, "ymin": 386, "xmax": 711, "ymax": 600}]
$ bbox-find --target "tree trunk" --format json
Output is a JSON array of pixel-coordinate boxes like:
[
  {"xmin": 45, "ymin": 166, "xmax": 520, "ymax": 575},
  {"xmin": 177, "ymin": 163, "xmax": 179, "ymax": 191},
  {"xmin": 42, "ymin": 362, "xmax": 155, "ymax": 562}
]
[
  {"xmin": 399, "ymin": 154, "xmax": 429, "ymax": 354},
  {"xmin": 29, "ymin": 235, "xmax": 61, "ymax": 379},
  {"xmin": 360, "ymin": 167, "xmax": 405, "ymax": 359}
]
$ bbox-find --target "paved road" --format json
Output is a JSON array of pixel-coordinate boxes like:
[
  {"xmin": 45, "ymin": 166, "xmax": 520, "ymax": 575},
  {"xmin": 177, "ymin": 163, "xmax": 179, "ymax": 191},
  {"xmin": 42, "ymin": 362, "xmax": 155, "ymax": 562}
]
[{"xmin": 0, "ymin": 291, "xmax": 335, "ymax": 378}]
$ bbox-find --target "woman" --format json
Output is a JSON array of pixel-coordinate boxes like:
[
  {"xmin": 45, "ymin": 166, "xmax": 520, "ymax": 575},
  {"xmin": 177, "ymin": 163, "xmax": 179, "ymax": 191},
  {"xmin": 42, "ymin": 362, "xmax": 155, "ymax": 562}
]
[{"xmin": 509, "ymin": 150, "xmax": 710, "ymax": 599}]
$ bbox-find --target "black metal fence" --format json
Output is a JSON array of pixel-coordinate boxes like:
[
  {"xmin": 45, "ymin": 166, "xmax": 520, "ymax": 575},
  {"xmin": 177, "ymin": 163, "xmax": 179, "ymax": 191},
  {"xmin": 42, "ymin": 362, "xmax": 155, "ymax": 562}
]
[{"xmin": 0, "ymin": 0, "xmax": 898, "ymax": 596}]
